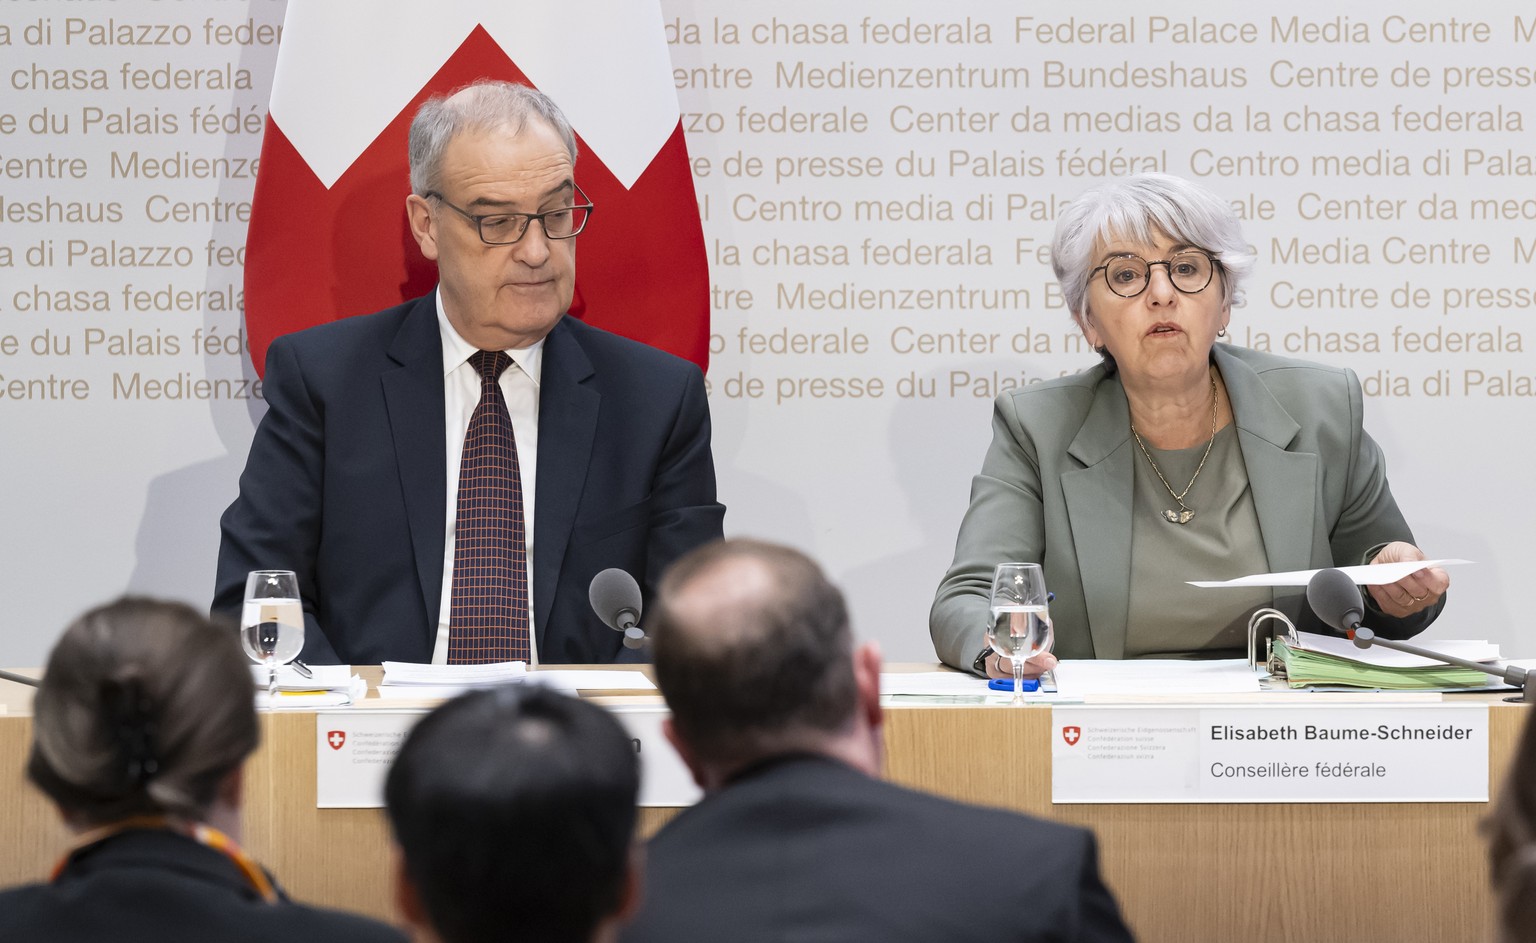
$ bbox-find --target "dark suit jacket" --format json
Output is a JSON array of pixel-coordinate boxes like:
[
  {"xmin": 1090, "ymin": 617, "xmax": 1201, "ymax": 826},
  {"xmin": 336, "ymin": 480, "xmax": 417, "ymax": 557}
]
[
  {"xmin": 214, "ymin": 293, "xmax": 724, "ymax": 664},
  {"xmin": 932, "ymin": 345, "xmax": 1443, "ymax": 670},
  {"xmin": 620, "ymin": 755, "xmax": 1136, "ymax": 943},
  {"xmin": 0, "ymin": 829, "xmax": 404, "ymax": 943}
]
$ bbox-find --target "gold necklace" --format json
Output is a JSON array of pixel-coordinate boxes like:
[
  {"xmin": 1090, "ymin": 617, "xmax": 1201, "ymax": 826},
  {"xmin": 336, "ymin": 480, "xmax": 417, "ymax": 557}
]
[{"xmin": 1129, "ymin": 372, "xmax": 1219, "ymax": 525}]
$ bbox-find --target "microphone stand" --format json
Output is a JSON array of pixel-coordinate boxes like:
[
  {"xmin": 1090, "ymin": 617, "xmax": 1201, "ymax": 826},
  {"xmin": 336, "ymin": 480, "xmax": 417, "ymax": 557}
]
[
  {"xmin": 0, "ymin": 669, "xmax": 40, "ymax": 688},
  {"xmin": 1351, "ymin": 627, "xmax": 1532, "ymax": 704}
]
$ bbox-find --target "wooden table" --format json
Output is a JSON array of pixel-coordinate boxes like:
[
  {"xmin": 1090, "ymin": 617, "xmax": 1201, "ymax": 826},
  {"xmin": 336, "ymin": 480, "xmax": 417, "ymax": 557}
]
[{"xmin": 0, "ymin": 668, "xmax": 1524, "ymax": 942}]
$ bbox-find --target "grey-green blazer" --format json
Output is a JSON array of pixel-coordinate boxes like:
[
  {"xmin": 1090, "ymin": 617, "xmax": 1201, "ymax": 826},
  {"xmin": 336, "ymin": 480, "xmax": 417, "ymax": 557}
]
[{"xmin": 930, "ymin": 345, "xmax": 1442, "ymax": 672}]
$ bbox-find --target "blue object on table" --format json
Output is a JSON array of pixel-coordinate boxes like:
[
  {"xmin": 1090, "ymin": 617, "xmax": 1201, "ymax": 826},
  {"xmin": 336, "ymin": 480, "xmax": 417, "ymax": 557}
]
[{"xmin": 988, "ymin": 677, "xmax": 1040, "ymax": 692}]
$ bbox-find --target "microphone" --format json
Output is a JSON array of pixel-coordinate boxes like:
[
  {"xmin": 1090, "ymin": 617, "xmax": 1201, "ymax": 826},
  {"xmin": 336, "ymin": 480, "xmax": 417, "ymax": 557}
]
[
  {"xmin": 0, "ymin": 669, "xmax": 40, "ymax": 688},
  {"xmin": 1307, "ymin": 568, "xmax": 1531, "ymax": 703},
  {"xmin": 588, "ymin": 568, "xmax": 647, "ymax": 650},
  {"xmin": 1306, "ymin": 567, "xmax": 1365, "ymax": 634}
]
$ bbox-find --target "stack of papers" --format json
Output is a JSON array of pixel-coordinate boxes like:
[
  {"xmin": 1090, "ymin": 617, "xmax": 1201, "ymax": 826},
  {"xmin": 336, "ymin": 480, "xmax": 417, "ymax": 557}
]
[
  {"xmin": 1052, "ymin": 659, "xmax": 1263, "ymax": 697},
  {"xmin": 382, "ymin": 661, "xmax": 527, "ymax": 684},
  {"xmin": 251, "ymin": 663, "xmax": 356, "ymax": 692},
  {"xmin": 377, "ymin": 660, "xmax": 527, "ymax": 700},
  {"xmin": 375, "ymin": 663, "xmax": 659, "ymax": 700},
  {"xmin": 523, "ymin": 670, "xmax": 656, "ymax": 693},
  {"xmin": 251, "ymin": 664, "xmax": 367, "ymax": 709},
  {"xmin": 879, "ymin": 672, "xmax": 994, "ymax": 697},
  {"xmin": 1274, "ymin": 631, "xmax": 1498, "ymax": 690}
]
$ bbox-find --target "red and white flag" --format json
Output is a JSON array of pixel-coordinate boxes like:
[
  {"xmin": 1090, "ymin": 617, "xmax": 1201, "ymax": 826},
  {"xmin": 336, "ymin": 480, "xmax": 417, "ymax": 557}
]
[{"xmin": 244, "ymin": 1, "xmax": 709, "ymax": 376}]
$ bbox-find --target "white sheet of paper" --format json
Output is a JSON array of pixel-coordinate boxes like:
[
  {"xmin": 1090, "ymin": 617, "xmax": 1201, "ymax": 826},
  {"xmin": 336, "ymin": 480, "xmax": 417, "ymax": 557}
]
[
  {"xmin": 374, "ymin": 670, "xmax": 654, "ymax": 698},
  {"xmin": 1187, "ymin": 558, "xmax": 1473, "ymax": 588},
  {"xmin": 1288, "ymin": 630, "xmax": 1500, "ymax": 668},
  {"xmin": 524, "ymin": 670, "xmax": 656, "ymax": 692},
  {"xmin": 1052, "ymin": 659, "xmax": 1262, "ymax": 697},
  {"xmin": 381, "ymin": 661, "xmax": 527, "ymax": 685},
  {"xmin": 374, "ymin": 684, "xmax": 471, "ymax": 701},
  {"xmin": 879, "ymin": 672, "xmax": 993, "ymax": 696}
]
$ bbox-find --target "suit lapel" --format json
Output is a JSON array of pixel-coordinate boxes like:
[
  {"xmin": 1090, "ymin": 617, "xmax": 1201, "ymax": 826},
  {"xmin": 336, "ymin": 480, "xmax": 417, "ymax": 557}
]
[
  {"xmin": 1063, "ymin": 377, "xmax": 1135, "ymax": 660},
  {"xmin": 381, "ymin": 295, "xmax": 447, "ymax": 634},
  {"xmin": 532, "ymin": 318, "xmax": 599, "ymax": 646},
  {"xmin": 1215, "ymin": 347, "xmax": 1321, "ymax": 596}
]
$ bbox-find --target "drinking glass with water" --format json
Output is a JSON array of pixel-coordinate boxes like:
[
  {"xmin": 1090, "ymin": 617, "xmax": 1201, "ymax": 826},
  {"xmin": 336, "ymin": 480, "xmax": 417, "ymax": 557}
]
[
  {"xmin": 987, "ymin": 563, "xmax": 1053, "ymax": 705},
  {"xmin": 241, "ymin": 570, "xmax": 305, "ymax": 706}
]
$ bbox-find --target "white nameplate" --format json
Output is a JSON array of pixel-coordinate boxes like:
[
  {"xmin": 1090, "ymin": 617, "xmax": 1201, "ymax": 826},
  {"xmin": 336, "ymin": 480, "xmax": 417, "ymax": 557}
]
[
  {"xmin": 607, "ymin": 706, "xmax": 703, "ymax": 807},
  {"xmin": 316, "ymin": 706, "xmax": 700, "ymax": 809},
  {"xmin": 1051, "ymin": 704, "xmax": 1488, "ymax": 804}
]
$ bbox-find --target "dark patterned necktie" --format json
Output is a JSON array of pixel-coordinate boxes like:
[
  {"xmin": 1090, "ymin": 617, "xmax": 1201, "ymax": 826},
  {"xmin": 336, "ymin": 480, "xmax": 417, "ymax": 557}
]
[{"xmin": 448, "ymin": 350, "xmax": 529, "ymax": 663}]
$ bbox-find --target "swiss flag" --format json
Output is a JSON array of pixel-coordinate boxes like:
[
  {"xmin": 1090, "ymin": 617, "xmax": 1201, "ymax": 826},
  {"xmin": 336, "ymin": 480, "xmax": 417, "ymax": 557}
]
[
  {"xmin": 327, "ymin": 730, "xmax": 347, "ymax": 751},
  {"xmin": 1061, "ymin": 725, "xmax": 1081, "ymax": 746},
  {"xmin": 244, "ymin": 1, "xmax": 709, "ymax": 377}
]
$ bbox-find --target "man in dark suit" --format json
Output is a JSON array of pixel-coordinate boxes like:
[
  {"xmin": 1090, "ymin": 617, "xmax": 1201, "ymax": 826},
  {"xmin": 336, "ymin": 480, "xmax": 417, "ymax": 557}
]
[
  {"xmin": 386, "ymin": 686, "xmax": 641, "ymax": 943},
  {"xmin": 214, "ymin": 81, "xmax": 723, "ymax": 665},
  {"xmin": 622, "ymin": 539, "xmax": 1136, "ymax": 943}
]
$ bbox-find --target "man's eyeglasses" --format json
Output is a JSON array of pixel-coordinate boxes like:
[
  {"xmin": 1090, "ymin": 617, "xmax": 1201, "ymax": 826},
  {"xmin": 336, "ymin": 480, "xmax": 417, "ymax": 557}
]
[
  {"xmin": 1089, "ymin": 249, "xmax": 1220, "ymax": 298},
  {"xmin": 425, "ymin": 185, "xmax": 594, "ymax": 245}
]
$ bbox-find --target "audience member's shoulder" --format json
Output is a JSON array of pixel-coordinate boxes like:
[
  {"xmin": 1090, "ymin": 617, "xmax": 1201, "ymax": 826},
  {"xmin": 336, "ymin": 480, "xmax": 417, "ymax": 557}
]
[
  {"xmin": 275, "ymin": 903, "xmax": 408, "ymax": 943},
  {"xmin": 658, "ymin": 756, "xmax": 1093, "ymax": 858},
  {"xmin": 873, "ymin": 771, "xmax": 1094, "ymax": 851},
  {"xmin": 0, "ymin": 884, "xmax": 44, "ymax": 931},
  {"xmin": 0, "ymin": 884, "xmax": 406, "ymax": 943}
]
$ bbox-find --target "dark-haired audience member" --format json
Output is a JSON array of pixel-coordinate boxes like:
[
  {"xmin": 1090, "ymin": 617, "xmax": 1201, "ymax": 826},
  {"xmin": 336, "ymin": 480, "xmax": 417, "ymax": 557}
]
[
  {"xmin": 0, "ymin": 597, "xmax": 405, "ymax": 943},
  {"xmin": 1487, "ymin": 705, "xmax": 1536, "ymax": 943},
  {"xmin": 622, "ymin": 538, "xmax": 1136, "ymax": 943},
  {"xmin": 386, "ymin": 685, "xmax": 641, "ymax": 943}
]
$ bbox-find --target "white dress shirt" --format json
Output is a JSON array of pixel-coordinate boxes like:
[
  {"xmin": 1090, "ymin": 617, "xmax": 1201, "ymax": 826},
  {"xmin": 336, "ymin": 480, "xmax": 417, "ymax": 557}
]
[{"xmin": 431, "ymin": 293, "xmax": 543, "ymax": 665}]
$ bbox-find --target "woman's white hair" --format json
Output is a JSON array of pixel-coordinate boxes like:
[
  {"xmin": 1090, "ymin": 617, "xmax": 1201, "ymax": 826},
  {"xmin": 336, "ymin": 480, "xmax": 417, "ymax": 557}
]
[{"xmin": 1050, "ymin": 173, "xmax": 1255, "ymax": 330}]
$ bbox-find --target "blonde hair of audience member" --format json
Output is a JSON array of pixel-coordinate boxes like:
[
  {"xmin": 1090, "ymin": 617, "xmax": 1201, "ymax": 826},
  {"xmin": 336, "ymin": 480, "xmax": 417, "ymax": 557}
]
[
  {"xmin": 1488, "ymin": 708, "xmax": 1536, "ymax": 943},
  {"xmin": 27, "ymin": 597, "xmax": 257, "ymax": 837}
]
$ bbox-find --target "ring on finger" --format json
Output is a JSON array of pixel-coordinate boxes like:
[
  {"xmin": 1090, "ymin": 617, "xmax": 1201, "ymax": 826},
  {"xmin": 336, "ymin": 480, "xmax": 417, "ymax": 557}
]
[{"xmin": 1410, "ymin": 593, "xmax": 1427, "ymax": 604}]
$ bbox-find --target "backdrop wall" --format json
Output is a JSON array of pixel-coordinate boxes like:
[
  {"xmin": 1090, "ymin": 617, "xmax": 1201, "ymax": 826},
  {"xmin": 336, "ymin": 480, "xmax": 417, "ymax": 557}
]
[{"xmin": 1, "ymin": 0, "xmax": 1530, "ymax": 664}]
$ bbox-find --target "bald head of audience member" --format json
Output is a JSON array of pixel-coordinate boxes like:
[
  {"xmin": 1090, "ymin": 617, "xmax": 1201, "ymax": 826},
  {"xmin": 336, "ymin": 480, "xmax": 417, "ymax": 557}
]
[
  {"xmin": 649, "ymin": 539, "xmax": 884, "ymax": 790},
  {"xmin": 385, "ymin": 686, "xmax": 641, "ymax": 943}
]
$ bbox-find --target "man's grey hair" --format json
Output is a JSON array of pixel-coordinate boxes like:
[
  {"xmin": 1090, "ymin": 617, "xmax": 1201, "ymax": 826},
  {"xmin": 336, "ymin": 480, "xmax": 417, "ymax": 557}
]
[
  {"xmin": 1051, "ymin": 172, "xmax": 1255, "ymax": 329},
  {"xmin": 408, "ymin": 80, "xmax": 578, "ymax": 196}
]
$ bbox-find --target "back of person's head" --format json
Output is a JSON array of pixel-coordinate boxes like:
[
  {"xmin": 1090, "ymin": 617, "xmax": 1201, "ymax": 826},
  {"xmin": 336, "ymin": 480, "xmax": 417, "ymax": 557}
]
[
  {"xmin": 1488, "ymin": 706, "xmax": 1536, "ymax": 942},
  {"xmin": 649, "ymin": 538, "xmax": 857, "ymax": 767},
  {"xmin": 27, "ymin": 597, "xmax": 258, "ymax": 827},
  {"xmin": 385, "ymin": 686, "xmax": 640, "ymax": 943}
]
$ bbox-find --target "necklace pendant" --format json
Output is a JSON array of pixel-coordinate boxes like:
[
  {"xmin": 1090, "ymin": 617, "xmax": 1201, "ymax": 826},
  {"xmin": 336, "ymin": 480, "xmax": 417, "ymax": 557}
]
[{"xmin": 1163, "ymin": 508, "xmax": 1194, "ymax": 525}]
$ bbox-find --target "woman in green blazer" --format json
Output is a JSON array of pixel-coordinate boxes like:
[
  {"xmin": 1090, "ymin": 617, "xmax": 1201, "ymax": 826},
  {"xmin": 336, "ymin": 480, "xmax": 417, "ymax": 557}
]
[{"xmin": 932, "ymin": 174, "xmax": 1448, "ymax": 677}]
